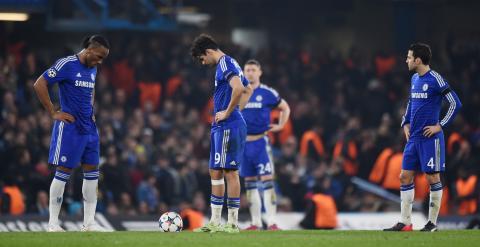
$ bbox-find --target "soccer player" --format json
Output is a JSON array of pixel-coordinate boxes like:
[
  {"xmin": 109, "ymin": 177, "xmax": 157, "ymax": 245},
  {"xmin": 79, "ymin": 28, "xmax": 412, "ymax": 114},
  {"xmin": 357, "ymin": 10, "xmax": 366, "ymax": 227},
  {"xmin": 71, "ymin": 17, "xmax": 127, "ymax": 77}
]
[
  {"xmin": 239, "ymin": 59, "xmax": 290, "ymax": 230},
  {"xmin": 190, "ymin": 34, "xmax": 250, "ymax": 233},
  {"xmin": 384, "ymin": 43, "xmax": 461, "ymax": 232},
  {"xmin": 33, "ymin": 35, "xmax": 110, "ymax": 232}
]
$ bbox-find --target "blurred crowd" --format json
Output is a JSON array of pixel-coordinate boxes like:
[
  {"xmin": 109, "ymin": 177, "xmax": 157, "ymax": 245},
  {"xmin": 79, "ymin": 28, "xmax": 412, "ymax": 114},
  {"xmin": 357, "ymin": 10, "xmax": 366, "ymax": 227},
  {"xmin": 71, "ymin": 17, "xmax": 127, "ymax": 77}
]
[{"xmin": 1, "ymin": 32, "xmax": 479, "ymax": 218}]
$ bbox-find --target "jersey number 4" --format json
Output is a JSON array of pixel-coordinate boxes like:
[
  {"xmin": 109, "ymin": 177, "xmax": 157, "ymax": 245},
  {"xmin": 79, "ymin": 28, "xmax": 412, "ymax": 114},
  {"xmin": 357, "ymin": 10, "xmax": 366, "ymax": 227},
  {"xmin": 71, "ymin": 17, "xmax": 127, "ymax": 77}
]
[{"xmin": 427, "ymin": 157, "xmax": 435, "ymax": 169}]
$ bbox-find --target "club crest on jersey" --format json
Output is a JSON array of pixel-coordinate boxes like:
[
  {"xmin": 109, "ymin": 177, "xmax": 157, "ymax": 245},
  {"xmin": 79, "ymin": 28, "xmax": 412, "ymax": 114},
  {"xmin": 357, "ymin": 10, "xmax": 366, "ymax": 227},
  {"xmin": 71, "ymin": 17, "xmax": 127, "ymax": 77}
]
[
  {"xmin": 423, "ymin": 84, "xmax": 429, "ymax": 91},
  {"xmin": 48, "ymin": 68, "xmax": 57, "ymax": 78},
  {"xmin": 61, "ymin": 156, "xmax": 67, "ymax": 162},
  {"xmin": 256, "ymin": 95, "xmax": 263, "ymax": 102}
]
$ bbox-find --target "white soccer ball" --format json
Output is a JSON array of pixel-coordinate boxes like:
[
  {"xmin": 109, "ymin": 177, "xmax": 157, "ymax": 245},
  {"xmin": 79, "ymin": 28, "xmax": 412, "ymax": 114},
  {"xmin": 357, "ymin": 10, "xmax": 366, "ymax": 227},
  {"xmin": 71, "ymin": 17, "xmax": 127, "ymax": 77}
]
[{"xmin": 158, "ymin": 211, "xmax": 183, "ymax": 232}]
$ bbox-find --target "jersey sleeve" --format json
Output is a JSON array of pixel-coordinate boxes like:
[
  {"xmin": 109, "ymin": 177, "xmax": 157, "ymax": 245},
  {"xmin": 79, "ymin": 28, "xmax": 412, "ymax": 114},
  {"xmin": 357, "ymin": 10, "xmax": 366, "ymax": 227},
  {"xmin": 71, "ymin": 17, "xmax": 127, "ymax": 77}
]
[
  {"xmin": 431, "ymin": 71, "xmax": 451, "ymax": 95},
  {"xmin": 220, "ymin": 57, "xmax": 242, "ymax": 82},
  {"xmin": 431, "ymin": 71, "xmax": 462, "ymax": 127},
  {"xmin": 42, "ymin": 58, "xmax": 72, "ymax": 85},
  {"xmin": 401, "ymin": 98, "xmax": 411, "ymax": 127},
  {"xmin": 265, "ymin": 86, "xmax": 282, "ymax": 108},
  {"xmin": 440, "ymin": 89, "xmax": 462, "ymax": 127}
]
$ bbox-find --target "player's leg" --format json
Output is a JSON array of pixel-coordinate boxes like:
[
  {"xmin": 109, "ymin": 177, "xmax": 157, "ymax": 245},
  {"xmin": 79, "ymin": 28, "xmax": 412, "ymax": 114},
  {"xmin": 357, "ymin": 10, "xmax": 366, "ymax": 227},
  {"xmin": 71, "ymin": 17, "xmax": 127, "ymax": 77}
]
[
  {"xmin": 422, "ymin": 172, "xmax": 441, "ymax": 231},
  {"xmin": 384, "ymin": 141, "xmax": 418, "ymax": 231},
  {"xmin": 260, "ymin": 137, "xmax": 278, "ymax": 230},
  {"xmin": 47, "ymin": 121, "xmax": 84, "ymax": 232},
  {"xmin": 79, "ymin": 132, "xmax": 104, "ymax": 231},
  {"xmin": 210, "ymin": 169, "xmax": 225, "ymax": 226},
  {"xmin": 48, "ymin": 166, "xmax": 72, "ymax": 232},
  {"xmin": 195, "ymin": 130, "xmax": 225, "ymax": 232},
  {"xmin": 261, "ymin": 174, "xmax": 278, "ymax": 230},
  {"xmin": 80, "ymin": 163, "xmax": 101, "ymax": 231},
  {"xmin": 224, "ymin": 169, "xmax": 240, "ymax": 231},
  {"xmin": 244, "ymin": 176, "xmax": 262, "ymax": 229},
  {"xmin": 399, "ymin": 170, "xmax": 415, "ymax": 226},
  {"xmin": 241, "ymin": 140, "xmax": 262, "ymax": 230},
  {"xmin": 223, "ymin": 125, "xmax": 246, "ymax": 233},
  {"xmin": 419, "ymin": 135, "xmax": 445, "ymax": 232}
]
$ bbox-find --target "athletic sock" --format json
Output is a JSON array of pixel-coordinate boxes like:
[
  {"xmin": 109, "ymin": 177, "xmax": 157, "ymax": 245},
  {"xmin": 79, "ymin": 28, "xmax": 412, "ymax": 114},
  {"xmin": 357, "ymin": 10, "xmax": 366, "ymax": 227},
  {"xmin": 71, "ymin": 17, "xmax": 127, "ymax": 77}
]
[{"xmin": 400, "ymin": 183, "xmax": 415, "ymax": 225}]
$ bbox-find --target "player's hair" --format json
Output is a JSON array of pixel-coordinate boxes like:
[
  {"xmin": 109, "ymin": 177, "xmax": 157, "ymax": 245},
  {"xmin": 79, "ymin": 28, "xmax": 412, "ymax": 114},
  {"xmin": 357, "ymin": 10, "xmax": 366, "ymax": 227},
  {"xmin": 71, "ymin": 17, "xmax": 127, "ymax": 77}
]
[
  {"xmin": 409, "ymin": 42, "xmax": 431, "ymax": 65},
  {"xmin": 82, "ymin": 35, "xmax": 110, "ymax": 49},
  {"xmin": 190, "ymin": 34, "xmax": 219, "ymax": 59},
  {"xmin": 245, "ymin": 59, "xmax": 261, "ymax": 69}
]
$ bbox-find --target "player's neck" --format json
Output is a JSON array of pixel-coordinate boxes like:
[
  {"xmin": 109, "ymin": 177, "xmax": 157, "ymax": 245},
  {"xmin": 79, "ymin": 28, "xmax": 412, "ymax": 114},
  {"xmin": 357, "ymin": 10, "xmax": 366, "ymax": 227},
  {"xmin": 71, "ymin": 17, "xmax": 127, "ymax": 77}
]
[
  {"xmin": 214, "ymin": 51, "xmax": 226, "ymax": 64},
  {"xmin": 251, "ymin": 82, "xmax": 260, "ymax": 89},
  {"xmin": 416, "ymin": 65, "xmax": 430, "ymax": 76},
  {"xmin": 77, "ymin": 50, "xmax": 88, "ymax": 66}
]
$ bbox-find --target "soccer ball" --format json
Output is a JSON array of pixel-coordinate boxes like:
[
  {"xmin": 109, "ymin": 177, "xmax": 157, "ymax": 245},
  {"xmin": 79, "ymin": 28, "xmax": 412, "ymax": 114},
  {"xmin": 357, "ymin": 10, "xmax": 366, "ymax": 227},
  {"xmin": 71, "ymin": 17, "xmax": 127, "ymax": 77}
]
[{"xmin": 158, "ymin": 212, "xmax": 183, "ymax": 232}]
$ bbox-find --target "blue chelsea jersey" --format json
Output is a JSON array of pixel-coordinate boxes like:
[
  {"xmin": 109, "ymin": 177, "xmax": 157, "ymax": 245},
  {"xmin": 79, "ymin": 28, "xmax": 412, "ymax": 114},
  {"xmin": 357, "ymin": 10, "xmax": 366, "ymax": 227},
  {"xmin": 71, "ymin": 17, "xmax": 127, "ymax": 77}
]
[
  {"xmin": 401, "ymin": 70, "xmax": 461, "ymax": 140},
  {"xmin": 42, "ymin": 55, "xmax": 97, "ymax": 134},
  {"xmin": 241, "ymin": 84, "xmax": 281, "ymax": 135},
  {"xmin": 212, "ymin": 55, "xmax": 249, "ymax": 129}
]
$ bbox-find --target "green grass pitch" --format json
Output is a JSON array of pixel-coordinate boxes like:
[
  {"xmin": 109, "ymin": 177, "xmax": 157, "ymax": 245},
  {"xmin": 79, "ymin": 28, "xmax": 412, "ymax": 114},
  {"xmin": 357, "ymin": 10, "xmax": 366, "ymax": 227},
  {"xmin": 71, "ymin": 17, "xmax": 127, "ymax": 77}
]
[{"xmin": 1, "ymin": 230, "xmax": 479, "ymax": 247}]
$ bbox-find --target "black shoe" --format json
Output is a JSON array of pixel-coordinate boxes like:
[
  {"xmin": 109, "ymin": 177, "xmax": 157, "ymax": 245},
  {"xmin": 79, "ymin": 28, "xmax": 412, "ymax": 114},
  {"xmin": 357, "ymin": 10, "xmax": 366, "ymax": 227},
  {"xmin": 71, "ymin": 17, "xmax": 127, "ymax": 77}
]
[
  {"xmin": 420, "ymin": 221, "xmax": 438, "ymax": 232},
  {"xmin": 383, "ymin": 222, "xmax": 413, "ymax": 231}
]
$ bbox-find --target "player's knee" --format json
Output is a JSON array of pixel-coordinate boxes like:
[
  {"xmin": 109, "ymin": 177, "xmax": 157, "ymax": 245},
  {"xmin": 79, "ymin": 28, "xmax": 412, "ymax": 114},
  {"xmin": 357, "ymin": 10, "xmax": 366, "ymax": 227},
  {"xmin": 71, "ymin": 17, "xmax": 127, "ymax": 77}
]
[
  {"xmin": 224, "ymin": 169, "xmax": 239, "ymax": 178},
  {"xmin": 425, "ymin": 172, "xmax": 441, "ymax": 184},
  {"xmin": 209, "ymin": 169, "xmax": 224, "ymax": 180},
  {"xmin": 82, "ymin": 164, "xmax": 98, "ymax": 172},
  {"xmin": 57, "ymin": 166, "xmax": 72, "ymax": 173},
  {"xmin": 399, "ymin": 172, "xmax": 414, "ymax": 184}
]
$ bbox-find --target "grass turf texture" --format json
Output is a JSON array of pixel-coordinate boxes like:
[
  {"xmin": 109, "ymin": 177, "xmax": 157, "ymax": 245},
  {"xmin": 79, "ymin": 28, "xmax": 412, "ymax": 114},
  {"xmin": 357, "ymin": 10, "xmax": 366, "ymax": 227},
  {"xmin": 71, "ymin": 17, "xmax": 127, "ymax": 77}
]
[{"xmin": 1, "ymin": 230, "xmax": 479, "ymax": 247}]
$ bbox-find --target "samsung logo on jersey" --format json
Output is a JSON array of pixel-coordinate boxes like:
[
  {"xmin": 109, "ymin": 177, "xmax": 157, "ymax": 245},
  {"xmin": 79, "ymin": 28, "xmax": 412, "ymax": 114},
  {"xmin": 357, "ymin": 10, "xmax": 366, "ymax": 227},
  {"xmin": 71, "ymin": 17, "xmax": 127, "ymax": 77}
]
[
  {"xmin": 75, "ymin": 80, "xmax": 95, "ymax": 89},
  {"xmin": 411, "ymin": 92, "xmax": 428, "ymax": 99},
  {"xmin": 245, "ymin": 102, "xmax": 263, "ymax": 109}
]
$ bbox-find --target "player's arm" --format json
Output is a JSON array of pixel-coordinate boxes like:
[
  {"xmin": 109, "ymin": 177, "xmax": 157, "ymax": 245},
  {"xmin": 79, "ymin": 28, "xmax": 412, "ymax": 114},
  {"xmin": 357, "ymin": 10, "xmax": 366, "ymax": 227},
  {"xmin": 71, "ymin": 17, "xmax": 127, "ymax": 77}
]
[
  {"xmin": 269, "ymin": 99, "xmax": 291, "ymax": 132},
  {"xmin": 92, "ymin": 88, "xmax": 96, "ymax": 122},
  {"xmin": 238, "ymin": 84, "xmax": 253, "ymax": 110},
  {"xmin": 439, "ymin": 89, "xmax": 462, "ymax": 128},
  {"xmin": 33, "ymin": 75, "xmax": 75, "ymax": 123},
  {"xmin": 401, "ymin": 99, "xmax": 411, "ymax": 141},
  {"xmin": 215, "ymin": 76, "xmax": 245, "ymax": 122},
  {"xmin": 424, "ymin": 87, "xmax": 462, "ymax": 137}
]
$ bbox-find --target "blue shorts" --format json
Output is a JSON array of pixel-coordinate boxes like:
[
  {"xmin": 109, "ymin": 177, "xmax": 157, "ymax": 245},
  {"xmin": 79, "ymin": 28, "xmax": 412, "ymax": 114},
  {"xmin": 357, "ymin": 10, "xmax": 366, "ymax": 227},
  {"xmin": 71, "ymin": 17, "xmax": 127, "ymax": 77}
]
[
  {"xmin": 240, "ymin": 136, "xmax": 274, "ymax": 177},
  {"xmin": 48, "ymin": 120, "xmax": 100, "ymax": 168},
  {"xmin": 209, "ymin": 124, "xmax": 246, "ymax": 170},
  {"xmin": 402, "ymin": 134, "xmax": 445, "ymax": 173}
]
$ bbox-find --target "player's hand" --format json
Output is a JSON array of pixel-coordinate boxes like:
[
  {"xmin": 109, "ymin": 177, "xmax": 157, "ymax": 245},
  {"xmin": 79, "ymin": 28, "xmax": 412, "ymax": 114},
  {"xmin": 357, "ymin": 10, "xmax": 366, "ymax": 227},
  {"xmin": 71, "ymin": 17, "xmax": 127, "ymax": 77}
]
[
  {"xmin": 215, "ymin": 110, "xmax": 228, "ymax": 123},
  {"xmin": 403, "ymin": 124, "xmax": 410, "ymax": 141},
  {"xmin": 423, "ymin": 124, "xmax": 441, "ymax": 138},
  {"xmin": 268, "ymin": 124, "xmax": 284, "ymax": 132},
  {"xmin": 52, "ymin": 111, "xmax": 75, "ymax": 123}
]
